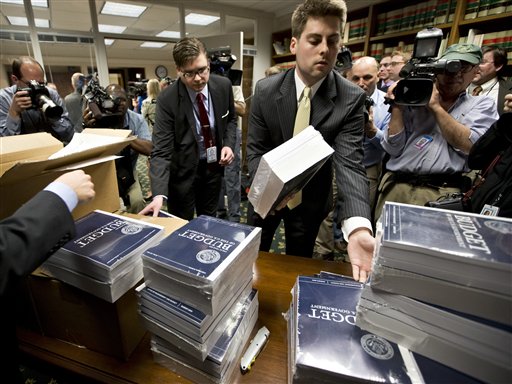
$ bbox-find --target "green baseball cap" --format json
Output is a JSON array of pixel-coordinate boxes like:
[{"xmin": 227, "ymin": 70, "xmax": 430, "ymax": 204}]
[{"xmin": 439, "ymin": 44, "xmax": 482, "ymax": 64}]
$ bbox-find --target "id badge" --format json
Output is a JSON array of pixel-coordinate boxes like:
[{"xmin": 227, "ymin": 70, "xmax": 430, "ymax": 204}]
[
  {"xmin": 414, "ymin": 135, "xmax": 433, "ymax": 150},
  {"xmin": 206, "ymin": 146, "xmax": 217, "ymax": 163},
  {"xmin": 480, "ymin": 204, "xmax": 499, "ymax": 216}
]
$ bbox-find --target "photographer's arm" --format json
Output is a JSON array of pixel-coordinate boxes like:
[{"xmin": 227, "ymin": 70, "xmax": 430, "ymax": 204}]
[
  {"xmin": 130, "ymin": 138, "xmax": 152, "ymax": 156},
  {"xmin": 0, "ymin": 89, "xmax": 29, "ymax": 135},
  {"xmin": 428, "ymin": 86, "xmax": 472, "ymax": 154}
]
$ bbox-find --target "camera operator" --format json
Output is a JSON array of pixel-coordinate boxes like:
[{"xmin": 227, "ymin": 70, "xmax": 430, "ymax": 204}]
[
  {"xmin": 0, "ymin": 56, "xmax": 74, "ymax": 143},
  {"xmin": 82, "ymin": 84, "xmax": 152, "ymax": 214},
  {"xmin": 374, "ymin": 43, "xmax": 499, "ymax": 221}
]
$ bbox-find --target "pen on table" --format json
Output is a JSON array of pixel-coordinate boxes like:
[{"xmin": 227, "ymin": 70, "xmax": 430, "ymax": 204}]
[{"xmin": 240, "ymin": 326, "xmax": 270, "ymax": 373}]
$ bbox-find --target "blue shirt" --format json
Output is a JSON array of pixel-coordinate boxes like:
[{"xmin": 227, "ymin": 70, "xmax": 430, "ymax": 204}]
[
  {"xmin": 124, "ymin": 109, "xmax": 151, "ymax": 167},
  {"xmin": 382, "ymin": 93, "xmax": 498, "ymax": 174},
  {"xmin": 44, "ymin": 181, "xmax": 77, "ymax": 212},
  {"xmin": 0, "ymin": 85, "xmax": 74, "ymax": 143},
  {"xmin": 187, "ymin": 84, "xmax": 215, "ymax": 159}
]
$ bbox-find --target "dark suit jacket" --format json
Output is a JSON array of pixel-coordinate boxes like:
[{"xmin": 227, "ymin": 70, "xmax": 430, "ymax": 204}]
[
  {"xmin": 498, "ymin": 77, "xmax": 512, "ymax": 115},
  {"xmin": 0, "ymin": 190, "xmax": 75, "ymax": 382},
  {"xmin": 150, "ymin": 74, "xmax": 237, "ymax": 202},
  {"xmin": 247, "ymin": 69, "xmax": 371, "ymax": 223}
]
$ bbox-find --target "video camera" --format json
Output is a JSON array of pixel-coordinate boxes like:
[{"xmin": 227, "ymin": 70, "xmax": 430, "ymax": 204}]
[
  {"xmin": 335, "ymin": 46, "xmax": 353, "ymax": 72},
  {"xmin": 127, "ymin": 80, "xmax": 148, "ymax": 99},
  {"xmin": 82, "ymin": 73, "xmax": 123, "ymax": 126},
  {"xmin": 18, "ymin": 80, "xmax": 63, "ymax": 119},
  {"xmin": 208, "ymin": 47, "xmax": 243, "ymax": 86},
  {"xmin": 393, "ymin": 27, "xmax": 462, "ymax": 106}
]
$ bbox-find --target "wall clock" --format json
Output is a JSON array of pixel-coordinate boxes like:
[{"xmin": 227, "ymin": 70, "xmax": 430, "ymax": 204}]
[{"xmin": 155, "ymin": 65, "xmax": 168, "ymax": 78}]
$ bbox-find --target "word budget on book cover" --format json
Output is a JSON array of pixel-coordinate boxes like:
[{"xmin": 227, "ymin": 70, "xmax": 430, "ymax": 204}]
[
  {"xmin": 450, "ymin": 214, "xmax": 491, "ymax": 254},
  {"xmin": 178, "ymin": 229, "xmax": 235, "ymax": 252},
  {"xmin": 309, "ymin": 305, "xmax": 356, "ymax": 324},
  {"xmin": 76, "ymin": 219, "xmax": 127, "ymax": 248}
]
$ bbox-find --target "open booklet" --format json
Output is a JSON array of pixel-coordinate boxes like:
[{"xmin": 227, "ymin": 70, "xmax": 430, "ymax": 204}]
[{"xmin": 248, "ymin": 126, "xmax": 334, "ymax": 219}]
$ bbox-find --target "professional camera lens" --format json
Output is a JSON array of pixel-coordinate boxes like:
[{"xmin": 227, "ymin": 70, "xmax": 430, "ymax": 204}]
[{"xmin": 36, "ymin": 94, "xmax": 63, "ymax": 119}]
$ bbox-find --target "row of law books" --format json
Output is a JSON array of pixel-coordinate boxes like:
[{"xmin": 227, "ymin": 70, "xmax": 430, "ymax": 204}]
[
  {"xmin": 376, "ymin": 0, "xmax": 456, "ymax": 36},
  {"xmin": 137, "ymin": 215, "xmax": 262, "ymax": 383},
  {"xmin": 287, "ymin": 272, "xmax": 483, "ymax": 383},
  {"xmin": 355, "ymin": 202, "xmax": 512, "ymax": 383},
  {"xmin": 42, "ymin": 210, "xmax": 165, "ymax": 302},
  {"xmin": 465, "ymin": 0, "xmax": 512, "ymax": 19}
]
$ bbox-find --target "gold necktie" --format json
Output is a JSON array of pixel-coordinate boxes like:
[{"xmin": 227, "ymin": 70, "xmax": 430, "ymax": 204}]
[
  {"xmin": 472, "ymin": 85, "xmax": 483, "ymax": 96},
  {"xmin": 288, "ymin": 87, "xmax": 311, "ymax": 210},
  {"xmin": 292, "ymin": 86, "xmax": 311, "ymax": 136}
]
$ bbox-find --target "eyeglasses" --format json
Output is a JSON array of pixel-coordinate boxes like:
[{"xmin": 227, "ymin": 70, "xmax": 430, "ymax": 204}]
[
  {"xmin": 380, "ymin": 63, "xmax": 391, "ymax": 68},
  {"xmin": 182, "ymin": 66, "xmax": 210, "ymax": 79},
  {"xmin": 481, "ymin": 60, "xmax": 494, "ymax": 65},
  {"xmin": 390, "ymin": 61, "xmax": 405, "ymax": 66},
  {"xmin": 459, "ymin": 63, "xmax": 477, "ymax": 73},
  {"xmin": 18, "ymin": 78, "xmax": 47, "ymax": 87}
]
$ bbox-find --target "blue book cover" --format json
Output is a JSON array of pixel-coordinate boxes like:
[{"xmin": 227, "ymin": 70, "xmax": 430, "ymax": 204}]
[
  {"xmin": 413, "ymin": 352, "xmax": 483, "ymax": 384},
  {"xmin": 142, "ymin": 215, "xmax": 261, "ymax": 282},
  {"xmin": 51, "ymin": 210, "xmax": 164, "ymax": 273},
  {"xmin": 292, "ymin": 275, "xmax": 414, "ymax": 383},
  {"xmin": 381, "ymin": 202, "xmax": 512, "ymax": 266}
]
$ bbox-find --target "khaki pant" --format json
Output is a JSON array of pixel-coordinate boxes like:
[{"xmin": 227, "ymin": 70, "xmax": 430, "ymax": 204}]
[{"xmin": 374, "ymin": 171, "xmax": 462, "ymax": 224}]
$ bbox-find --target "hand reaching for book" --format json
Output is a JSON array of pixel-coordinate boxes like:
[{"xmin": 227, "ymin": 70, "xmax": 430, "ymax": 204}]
[{"xmin": 346, "ymin": 229, "xmax": 375, "ymax": 283}]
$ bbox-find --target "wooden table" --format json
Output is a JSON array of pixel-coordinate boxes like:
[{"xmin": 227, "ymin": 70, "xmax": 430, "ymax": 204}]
[{"xmin": 17, "ymin": 252, "xmax": 352, "ymax": 383}]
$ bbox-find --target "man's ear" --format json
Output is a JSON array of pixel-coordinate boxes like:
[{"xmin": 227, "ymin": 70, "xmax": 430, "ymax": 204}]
[
  {"xmin": 290, "ymin": 37, "xmax": 297, "ymax": 55},
  {"xmin": 11, "ymin": 74, "xmax": 18, "ymax": 85}
]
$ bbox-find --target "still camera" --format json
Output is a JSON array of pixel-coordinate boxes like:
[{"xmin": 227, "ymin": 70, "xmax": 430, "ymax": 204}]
[{"xmin": 19, "ymin": 80, "xmax": 63, "ymax": 119}]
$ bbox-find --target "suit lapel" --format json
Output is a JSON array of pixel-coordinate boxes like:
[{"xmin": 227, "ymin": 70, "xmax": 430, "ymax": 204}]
[
  {"xmin": 178, "ymin": 80, "xmax": 196, "ymax": 133},
  {"xmin": 277, "ymin": 71, "xmax": 298, "ymax": 141},
  {"xmin": 311, "ymin": 72, "xmax": 336, "ymax": 129}
]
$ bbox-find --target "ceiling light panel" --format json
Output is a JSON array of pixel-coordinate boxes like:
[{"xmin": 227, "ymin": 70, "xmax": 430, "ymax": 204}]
[
  {"xmin": 1, "ymin": 0, "xmax": 47, "ymax": 7},
  {"xmin": 140, "ymin": 42, "xmax": 167, "ymax": 48},
  {"xmin": 156, "ymin": 31, "xmax": 180, "ymax": 39},
  {"xmin": 185, "ymin": 13, "xmax": 220, "ymax": 26},
  {"xmin": 7, "ymin": 16, "xmax": 49, "ymax": 28},
  {"xmin": 98, "ymin": 24, "xmax": 127, "ymax": 33},
  {"xmin": 101, "ymin": 1, "xmax": 146, "ymax": 18}
]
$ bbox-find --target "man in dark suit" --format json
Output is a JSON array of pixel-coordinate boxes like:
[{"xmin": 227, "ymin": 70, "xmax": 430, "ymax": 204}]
[
  {"xmin": 246, "ymin": 0, "xmax": 374, "ymax": 282},
  {"xmin": 1, "ymin": 170, "xmax": 95, "ymax": 383},
  {"xmin": 141, "ymin": 37, "xmax": 237, "ymax": 220}
]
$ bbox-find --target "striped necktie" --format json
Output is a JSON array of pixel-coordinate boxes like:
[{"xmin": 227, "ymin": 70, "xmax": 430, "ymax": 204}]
[{"xmin": 288, "ymin": 86, "xmax": 311, "ymax": 210}]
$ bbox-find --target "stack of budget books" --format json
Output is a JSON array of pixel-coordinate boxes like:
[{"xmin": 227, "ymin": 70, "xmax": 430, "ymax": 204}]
[
  {"xmin": 150, "ymin": 289, "xmax": 258, "ymax": 384},
  {"xmin": 287, "ymin": 272, "xmax": 481, "ymax": 384},
  {"xmin": 138, "ymin": 215, "xmax": 261, "ymax": 383},
  {"xmin": 43, "ymin": 209, "xmax": 164, "ymax": 302},
  {"xmin": 355, "ymin": 202, "xmax": 512, "ymax": 383}
]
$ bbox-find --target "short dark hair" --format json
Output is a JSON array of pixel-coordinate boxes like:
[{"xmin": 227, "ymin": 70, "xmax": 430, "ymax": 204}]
[
  {"xmin": 12, "ymin": 56, "xmax": 44, "ymax": 79},
  {"xmin": 291, "ymin": 0, "xmax": 347, "ymax": 39},
  {"xmin": 172, "ymin": 37, "xmax": 207, "ymax": 69},
  {"xmin": 482, "ymin": 45, "xmax": 507, "ymax": 75}
]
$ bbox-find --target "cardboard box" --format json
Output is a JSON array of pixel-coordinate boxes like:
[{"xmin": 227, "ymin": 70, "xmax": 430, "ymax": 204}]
[
  {"xmin": 0, "ymin": 130, "xmax": 134, "ymax": 220},
  {"xmin": 28, "ymin": 273, "xmax": 146, "ymax": 360},
  {"xmin": 1, "ymin": 130, "xmax": 149, "ymax": 359},
  {"xmin": 25, "ymin": 215, "xmax": 188, "ymax": 359}
]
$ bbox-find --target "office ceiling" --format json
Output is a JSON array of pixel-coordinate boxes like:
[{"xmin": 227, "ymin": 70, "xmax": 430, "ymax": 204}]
[{"xmin": 0, "ymin": 1, "xmax": 384, "ymax": 65}]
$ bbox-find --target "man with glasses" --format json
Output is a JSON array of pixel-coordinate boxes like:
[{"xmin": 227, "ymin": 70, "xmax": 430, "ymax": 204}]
[
  {"xmin": 0, "ymin": 56, "xmax": 74, "ymax": 143},
  {"xmin": 141, "ymin": 37, "xmax": 237, "ymax": 220},
  {"xmin": 388, "ymin": 51, "xmax": 411, "ymax": 82},
  {"xmin": 374, "ymin": 43, "xmax": 499, "ymax": 221},
  {"xmin": 469, "ymin": 46, "xmax": 512, "ymax": 115},
  {"xmin": 377, "ymin": 54, "xmax": 394, "ymax": 92}
]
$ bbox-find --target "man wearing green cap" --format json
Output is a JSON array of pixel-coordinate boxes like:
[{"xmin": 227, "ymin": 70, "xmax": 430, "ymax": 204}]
[{"xmin": 374, "ymin": 43, "xmax": 499, "ymax": 221}]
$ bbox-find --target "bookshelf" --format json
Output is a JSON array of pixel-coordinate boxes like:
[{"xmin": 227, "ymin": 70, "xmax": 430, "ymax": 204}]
[{"xmin": 271, "ymin": 0, "xmax": 511, "ymax": 69}]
